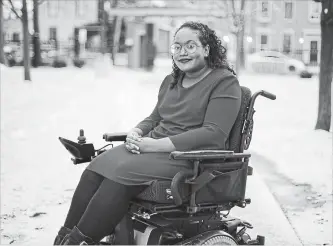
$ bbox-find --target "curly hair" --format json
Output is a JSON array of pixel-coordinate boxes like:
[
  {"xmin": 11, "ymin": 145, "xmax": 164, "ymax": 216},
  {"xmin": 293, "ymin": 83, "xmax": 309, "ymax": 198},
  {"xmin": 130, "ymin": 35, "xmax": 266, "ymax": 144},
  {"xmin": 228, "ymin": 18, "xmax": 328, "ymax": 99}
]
[{"xmin": 170, "ymin": 21, "xmax": 235, "ymax": 89}]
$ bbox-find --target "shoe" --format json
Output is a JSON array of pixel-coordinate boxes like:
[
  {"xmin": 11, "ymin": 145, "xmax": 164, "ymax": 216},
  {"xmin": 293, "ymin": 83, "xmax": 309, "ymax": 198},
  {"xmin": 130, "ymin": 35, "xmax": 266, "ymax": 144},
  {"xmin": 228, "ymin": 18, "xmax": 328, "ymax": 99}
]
[
  {"xmin": 53, "ymin": 226, "xmax": 72, "ymax": 245},
  {"xmin": 61, "ymin": 226, "xmax": 96, "ymax": 245}
]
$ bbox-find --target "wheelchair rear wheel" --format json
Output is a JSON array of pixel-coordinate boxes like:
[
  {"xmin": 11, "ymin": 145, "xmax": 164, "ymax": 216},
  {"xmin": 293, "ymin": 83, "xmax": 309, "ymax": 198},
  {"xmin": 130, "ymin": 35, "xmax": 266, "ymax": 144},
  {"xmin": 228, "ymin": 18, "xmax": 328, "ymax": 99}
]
[{"xmin": 201, "ymin": 235, "xmax": 238, "ymax": 245}]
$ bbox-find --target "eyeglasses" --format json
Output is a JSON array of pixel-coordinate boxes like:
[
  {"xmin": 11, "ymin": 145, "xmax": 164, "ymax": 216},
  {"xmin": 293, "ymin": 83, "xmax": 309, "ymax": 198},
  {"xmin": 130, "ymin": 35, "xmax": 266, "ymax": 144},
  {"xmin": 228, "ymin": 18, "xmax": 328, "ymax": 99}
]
[{"xmin": 170, "ymin": 42, "xmax": 201, "ymax": 55}]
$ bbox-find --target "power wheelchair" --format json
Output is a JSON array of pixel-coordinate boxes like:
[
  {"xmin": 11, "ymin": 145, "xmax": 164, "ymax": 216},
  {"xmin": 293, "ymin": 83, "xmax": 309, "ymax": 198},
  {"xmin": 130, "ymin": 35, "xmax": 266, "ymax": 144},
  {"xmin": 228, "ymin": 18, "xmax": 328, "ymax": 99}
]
[{"xmin": 59, "ymin": 86, "xmax": 276, "ymax": 245}]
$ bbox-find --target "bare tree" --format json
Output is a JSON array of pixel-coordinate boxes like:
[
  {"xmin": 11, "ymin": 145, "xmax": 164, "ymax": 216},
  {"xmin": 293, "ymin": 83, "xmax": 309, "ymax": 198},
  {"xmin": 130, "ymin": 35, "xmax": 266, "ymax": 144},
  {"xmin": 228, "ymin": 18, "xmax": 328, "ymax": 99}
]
[
  {"xmin": 221, "ymin": 0, "xmax": 246, "ymax": 76},
  {"xmin": 32, "ymin": 0, "xmax": 41, "ymax": 67},
  {"xmin": 99, "ymin": 0, "xmax": 120, "ymax": 64},
  {"xmin": 314, "ymin": 0, "xmax": 332, "ymax": 131},
  {"xmin": 99, "ymin": 0, "xmax": 107, "ymax": 55},
  {"xmin": 22, "ymin": 0, "xmax": 31, "ymax": 80},
  {"xmin": 0, "ymin": 0, "xmax": 5, "ymax": 64},
  {"xmin": 6, "ymin": 0, "xmax": 31, "ymax": 80},
  {"xmin": 231, "ymin": 0, "xmax": 246, "ymax": 75},
  {"xmin": 110, "ymin": 0, "xmax": 120, "ymax": 65}
]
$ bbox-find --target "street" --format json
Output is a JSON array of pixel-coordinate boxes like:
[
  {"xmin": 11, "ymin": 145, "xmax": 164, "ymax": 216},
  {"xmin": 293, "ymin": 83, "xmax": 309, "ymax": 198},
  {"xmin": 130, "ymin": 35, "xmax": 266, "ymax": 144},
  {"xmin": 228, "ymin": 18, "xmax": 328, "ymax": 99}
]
[{"xmin": 0, "ymin": 64, "xmax": 332, "ymax": 245}]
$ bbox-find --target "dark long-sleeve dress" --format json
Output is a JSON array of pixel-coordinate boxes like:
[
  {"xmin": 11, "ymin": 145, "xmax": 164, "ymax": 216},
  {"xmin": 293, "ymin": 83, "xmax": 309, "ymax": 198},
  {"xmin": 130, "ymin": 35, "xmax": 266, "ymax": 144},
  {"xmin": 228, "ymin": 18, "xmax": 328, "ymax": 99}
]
[{"xmin": 86, "ymin": 68, "xmax": 241, "ymax": 186}]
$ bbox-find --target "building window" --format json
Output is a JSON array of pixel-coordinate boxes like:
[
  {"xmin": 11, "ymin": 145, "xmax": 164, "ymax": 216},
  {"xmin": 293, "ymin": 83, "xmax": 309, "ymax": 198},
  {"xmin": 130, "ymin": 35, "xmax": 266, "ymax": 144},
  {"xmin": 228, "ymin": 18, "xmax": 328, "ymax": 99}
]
[
  {"xmin": 260, "ymin": 34, "xmax": 268, "ymax": 50},
  {"xmin": 261, "ymin": 1, "xmax": 269, "ymax": 18},
  {"xmin": 310, "ymin": 40, "xmax": 318, "ymax": 64},
  {"xmin": 257, "ymin": 1, "xmax": 271, "ymax": 22},
  {"xmin": 308, "ymin": 1, "xmax": 321, "ymax": 22},
  {"xmin": 5, "ymin": 32, "xmax": 10, "ymax": 42},
  {"xmin": 285, "ymin": 2, "xmax": 293, "ymax": 19},
  {"xmin": 47, "ymin": 0, "xmax": 59, "ymax": 18},
  {"xmin": 12, "ymin": 33, "xmax": 20, "ymax": 42},
  {"xmin": 158, "ymin": 29, "xmax": 170, "ymax": 56},
  {"xmin": 49, "ymin": 27, "xmax": 58, "ymax": 49},
  {"xmin": 75, "ymin": 0, "xmax": 86, "ymax": 17},
  {"xmin": 49, "ymin": 27, "xmax": 57, "ymax": 41},
  {"xmin": 283, "ymin": 34, "xmax": 291, "ymax": 54}
]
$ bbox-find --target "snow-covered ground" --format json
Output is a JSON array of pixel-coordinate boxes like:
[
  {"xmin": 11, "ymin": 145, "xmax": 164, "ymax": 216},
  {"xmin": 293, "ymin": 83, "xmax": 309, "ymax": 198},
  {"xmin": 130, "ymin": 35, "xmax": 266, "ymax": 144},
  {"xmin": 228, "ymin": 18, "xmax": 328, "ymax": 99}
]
[
  {"xmin": 238, "ymin": 73, "xmax": 332, "ymax": 245},
  {"xmin": 0, "ymin": 63, "xmax": 332, "ymax": 245}
]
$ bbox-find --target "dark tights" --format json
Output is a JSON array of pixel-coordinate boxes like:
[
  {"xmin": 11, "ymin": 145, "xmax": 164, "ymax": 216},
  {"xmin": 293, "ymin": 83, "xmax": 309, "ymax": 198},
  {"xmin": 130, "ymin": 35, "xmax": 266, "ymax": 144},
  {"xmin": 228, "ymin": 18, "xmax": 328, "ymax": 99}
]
[{"xmin": 64, "ymin": 169, "xmax": 147, "ymax": 242}]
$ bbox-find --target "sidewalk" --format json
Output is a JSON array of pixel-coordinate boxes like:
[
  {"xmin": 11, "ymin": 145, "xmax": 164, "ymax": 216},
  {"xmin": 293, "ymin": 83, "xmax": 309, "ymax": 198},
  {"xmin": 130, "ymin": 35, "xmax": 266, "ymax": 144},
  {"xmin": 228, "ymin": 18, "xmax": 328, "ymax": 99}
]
[{"xmin": 232, "ymin": 170, "xmax": 302, "ymax": 246}]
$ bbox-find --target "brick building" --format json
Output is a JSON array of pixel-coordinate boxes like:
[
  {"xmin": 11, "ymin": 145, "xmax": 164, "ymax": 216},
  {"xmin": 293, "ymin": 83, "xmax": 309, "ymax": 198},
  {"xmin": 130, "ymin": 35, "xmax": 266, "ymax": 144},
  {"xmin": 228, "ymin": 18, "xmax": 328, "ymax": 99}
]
[{"xmin": 246, "ymin": 0, "xmax": 321, "ymax": 65}]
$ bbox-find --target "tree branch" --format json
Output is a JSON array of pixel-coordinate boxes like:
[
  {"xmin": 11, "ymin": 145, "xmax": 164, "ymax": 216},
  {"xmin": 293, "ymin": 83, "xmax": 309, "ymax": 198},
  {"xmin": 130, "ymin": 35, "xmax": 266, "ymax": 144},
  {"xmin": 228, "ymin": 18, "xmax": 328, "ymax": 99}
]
[
  {"xmin": 8, "ymin": 0, "xmax": 22, "ymax": 20},
  {"xmin": 216, "ymin": 0, "xmax": 227, "ymax": 11},
  {"xmin": 240, "ymin": 0, "xmax": 245, "ymax": 11},
  {"xmin": 231, "ymin": 0, "xmax": 236, "ymax": 13},
  {"xmin": 210, "ymin": 0, "xmax": 229, "ymax": 19}
]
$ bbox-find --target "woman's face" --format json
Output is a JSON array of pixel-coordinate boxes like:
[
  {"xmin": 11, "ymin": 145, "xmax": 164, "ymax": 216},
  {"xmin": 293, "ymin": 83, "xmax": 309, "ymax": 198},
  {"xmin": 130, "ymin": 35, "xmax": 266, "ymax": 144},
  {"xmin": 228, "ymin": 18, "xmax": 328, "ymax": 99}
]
[{"xmin": 172, "ymin": 27, "xmax": 209, "ymax": 73}]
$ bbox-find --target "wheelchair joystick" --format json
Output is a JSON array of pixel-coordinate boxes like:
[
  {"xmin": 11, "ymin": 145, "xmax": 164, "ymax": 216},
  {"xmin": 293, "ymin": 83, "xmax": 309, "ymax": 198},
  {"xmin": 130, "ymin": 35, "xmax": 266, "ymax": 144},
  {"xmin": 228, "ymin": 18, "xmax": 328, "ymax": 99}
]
[{"xmin": 78, "ymin": 129, "xmax": 86, "ymax": 144}]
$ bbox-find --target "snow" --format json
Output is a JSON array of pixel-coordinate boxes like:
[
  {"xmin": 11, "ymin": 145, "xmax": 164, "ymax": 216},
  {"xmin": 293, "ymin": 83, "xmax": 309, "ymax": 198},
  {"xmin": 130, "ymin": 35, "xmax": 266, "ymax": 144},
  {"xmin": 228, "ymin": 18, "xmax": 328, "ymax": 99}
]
[
  {"xmin": 0, "ymin": 64, "xmax": 8, "ymax": 72},
  {"xmin": 240, "ymin": 73, "xmax": 332, "ymax": 194},
  {"xmin": 1, "ymin": 65, "xmax": 332, "ymax": 245},
  {"xmin": 239, "ymin": 72, "xmax": 332, "ymax": 245}
]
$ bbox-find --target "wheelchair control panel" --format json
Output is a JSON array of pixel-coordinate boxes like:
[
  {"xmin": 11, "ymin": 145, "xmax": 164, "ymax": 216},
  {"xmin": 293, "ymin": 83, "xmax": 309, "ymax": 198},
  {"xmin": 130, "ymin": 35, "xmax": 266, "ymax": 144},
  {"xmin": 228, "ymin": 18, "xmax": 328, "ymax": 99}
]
[{"xmin": 59, "ymin": 129, "xmax": 113, "ymax": 165}]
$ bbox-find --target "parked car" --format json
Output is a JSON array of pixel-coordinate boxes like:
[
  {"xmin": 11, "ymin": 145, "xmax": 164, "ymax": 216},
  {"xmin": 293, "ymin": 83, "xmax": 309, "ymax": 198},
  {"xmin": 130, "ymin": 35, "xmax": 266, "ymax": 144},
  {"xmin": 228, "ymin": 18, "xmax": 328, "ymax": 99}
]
[
  {"xmin": 3, "ymin": 45, "xmax": 18, "ymax": 66},
  {"xmin": 246, "ymin": 51, "xmax": 312, "ymax": 78}
]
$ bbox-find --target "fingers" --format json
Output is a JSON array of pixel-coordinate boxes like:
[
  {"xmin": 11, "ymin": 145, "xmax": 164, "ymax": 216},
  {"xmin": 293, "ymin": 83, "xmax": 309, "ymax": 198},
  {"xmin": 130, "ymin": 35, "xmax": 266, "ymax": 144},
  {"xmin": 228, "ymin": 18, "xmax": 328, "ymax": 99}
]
[
  {"xmin": 126, "ymin": 135, "xmax": 142, "ymax": 142},
  {"xmin": 131, "ymin": 149, "xmax": 140, "ymax": 154},
  {"xmin": 125, "ymin": 145, "xmax": 140, "ymax": 154},
  {"xmin": 126, "ymin": 138, "xmax": 141, "ymax": 147},
  {"xmin": 126, "ymin": 142, "xmax": 139, "ymax": 151},
  {"xmin": 126, "ymin": 133, "xmax": 142, "ymax": 145},
  {"xmin": 127, "ymin": 131, "xmax": 142, "ymax": 140},
  {"xmin": 126, "ymin": 132, "xmax": 142, "ymax": 154},
  {"xmin": 128, "ymin": 131, "xmax": 139, "ymax": 138},
  {"xmin": 125, "ymin": 143, "xmax": 140, "ymax": 154}
]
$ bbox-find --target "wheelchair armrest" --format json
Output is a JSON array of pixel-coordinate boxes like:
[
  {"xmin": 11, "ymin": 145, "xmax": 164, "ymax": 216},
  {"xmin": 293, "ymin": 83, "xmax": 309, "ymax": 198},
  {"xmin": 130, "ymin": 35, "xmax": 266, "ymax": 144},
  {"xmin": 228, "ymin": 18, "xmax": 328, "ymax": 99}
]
[
  {"xmin": 103, "ymin": 132, "xmax": 128, "ymax": 142},
  {"xmin": 169, "ymin": 150, "xmax": 251, "ymax": 160}
]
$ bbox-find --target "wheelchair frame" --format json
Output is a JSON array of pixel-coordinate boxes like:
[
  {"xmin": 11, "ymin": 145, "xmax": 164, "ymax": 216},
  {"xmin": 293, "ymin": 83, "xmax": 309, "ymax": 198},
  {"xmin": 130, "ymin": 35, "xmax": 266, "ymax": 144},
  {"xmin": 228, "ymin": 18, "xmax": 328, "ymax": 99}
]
[{"xmin": 59, "ymin": 88, "xmax": 276, "ymax": 245}]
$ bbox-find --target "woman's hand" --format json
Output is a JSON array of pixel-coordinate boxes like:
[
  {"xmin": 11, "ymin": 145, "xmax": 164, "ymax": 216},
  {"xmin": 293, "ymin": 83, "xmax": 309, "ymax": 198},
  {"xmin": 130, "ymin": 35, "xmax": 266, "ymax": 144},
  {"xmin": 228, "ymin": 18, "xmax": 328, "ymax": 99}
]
[
  {"xmin": 125, "ymin": 130, "xmax": 142, "ymax": 154},
  {"xmin": 126, "ymin": 136, "xmax": 176, "ymax": 154},
  {"xmin": 126, "ymin": 137, "xmax": 157, "ymax": 153}
]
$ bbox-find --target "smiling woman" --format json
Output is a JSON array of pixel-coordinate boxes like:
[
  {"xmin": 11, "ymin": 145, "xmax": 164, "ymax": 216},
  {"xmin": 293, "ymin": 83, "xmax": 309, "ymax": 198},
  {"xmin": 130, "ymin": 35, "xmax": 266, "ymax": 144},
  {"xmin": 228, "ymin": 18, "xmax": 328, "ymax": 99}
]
[
  {"xmin": 53, "ymin": 22, "xmax": 241, "ymax": 245},
  {"xmin": 169, "ymin": 22, "xmax": 235, "ymax": 89}
]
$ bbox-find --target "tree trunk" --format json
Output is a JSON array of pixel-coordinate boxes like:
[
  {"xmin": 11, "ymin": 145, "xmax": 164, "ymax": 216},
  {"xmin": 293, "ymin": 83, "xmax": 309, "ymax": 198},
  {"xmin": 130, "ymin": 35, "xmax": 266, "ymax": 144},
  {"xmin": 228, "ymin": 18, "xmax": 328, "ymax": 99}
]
[
  {"xmin": 315, "ymin": 3, "xmax": 333, "ymax": 131},
  {"xmin": 233, "ymin": 0, "xmax": 246, "ymax": 75},
  {"xmin": 235, "ymin": 31, "xmax": 242, "ymax": 76},
  {"xmin": 32, "ymin": 0, "xmax": 41, "ymax": 67},
  {"xmin": 101, "ymin": 3, "xmax": 106, "ymax": 55},
  {"xmin": 22, "ymin": 0, "xmax": 31, "ymax": 81},
  {"xmin": 112, "ymin": 16, "xmax": 122, "ymax": 65},
  {"xmin": 239, "ymin": 21, "xmax": 245, "ymax": 69},
  {"xmin": 0, "ymin": 0, "xmax": 5, "ymax": 64},
  {"xmin": 110, "ymin": 0, "xmax": 118, "ymax": 65}
]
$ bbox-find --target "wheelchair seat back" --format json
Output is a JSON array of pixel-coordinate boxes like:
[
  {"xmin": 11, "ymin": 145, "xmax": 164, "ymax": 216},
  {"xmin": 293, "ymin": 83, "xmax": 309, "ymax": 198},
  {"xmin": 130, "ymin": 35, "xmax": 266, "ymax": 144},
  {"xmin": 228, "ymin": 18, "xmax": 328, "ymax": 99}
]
[{"xmin": 228, "ymin": 86, "xmax": 252, "ymax": 153}]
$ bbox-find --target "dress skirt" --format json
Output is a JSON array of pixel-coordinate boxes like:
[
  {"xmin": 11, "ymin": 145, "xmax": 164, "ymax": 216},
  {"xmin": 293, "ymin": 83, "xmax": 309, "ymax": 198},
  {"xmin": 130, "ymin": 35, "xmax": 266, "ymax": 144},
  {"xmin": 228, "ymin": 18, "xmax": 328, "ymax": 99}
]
[{"xmin": 86, "ymin": 144, "xmax": 191, "ymax": 186}]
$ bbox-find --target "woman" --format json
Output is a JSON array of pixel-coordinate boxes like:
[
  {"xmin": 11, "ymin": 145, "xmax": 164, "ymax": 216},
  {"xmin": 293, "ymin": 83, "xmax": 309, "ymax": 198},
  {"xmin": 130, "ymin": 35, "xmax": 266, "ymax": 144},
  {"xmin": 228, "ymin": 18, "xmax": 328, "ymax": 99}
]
[{"xmin": 54, "ymin": 21, "xmax": 241, "ymax": 245}]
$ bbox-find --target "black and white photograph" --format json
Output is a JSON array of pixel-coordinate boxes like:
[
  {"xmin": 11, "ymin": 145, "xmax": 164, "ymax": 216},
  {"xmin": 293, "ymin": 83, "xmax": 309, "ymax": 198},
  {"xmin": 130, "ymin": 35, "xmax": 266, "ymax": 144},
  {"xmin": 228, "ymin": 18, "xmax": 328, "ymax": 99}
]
[{"xmin": 0, "ymin": 0, "xmax": 332, "ymax": 245}]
